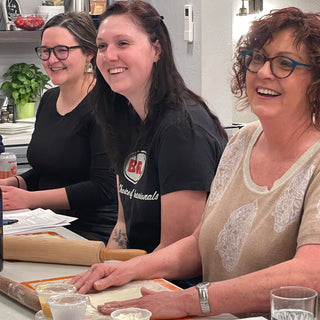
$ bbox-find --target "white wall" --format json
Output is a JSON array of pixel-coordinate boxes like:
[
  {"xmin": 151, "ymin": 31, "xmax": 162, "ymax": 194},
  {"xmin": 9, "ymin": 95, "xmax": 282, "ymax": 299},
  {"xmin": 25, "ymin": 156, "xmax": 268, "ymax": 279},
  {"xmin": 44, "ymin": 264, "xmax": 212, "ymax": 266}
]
[
  {"xmin": 201, "ymin": 0, "xmax": 233, "ymax": 127},
  {"xmin": 150, "ymin": 0, "xmax": 233, "ymax": 126}
]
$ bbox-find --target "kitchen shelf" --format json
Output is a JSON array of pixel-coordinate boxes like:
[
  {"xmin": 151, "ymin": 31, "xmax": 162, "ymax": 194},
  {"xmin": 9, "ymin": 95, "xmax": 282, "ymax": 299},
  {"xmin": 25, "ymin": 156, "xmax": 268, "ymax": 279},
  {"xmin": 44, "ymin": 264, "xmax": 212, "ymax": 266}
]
[{"xmin": 0, "ymin": 30, "xmax": 42, "ymax": 44}]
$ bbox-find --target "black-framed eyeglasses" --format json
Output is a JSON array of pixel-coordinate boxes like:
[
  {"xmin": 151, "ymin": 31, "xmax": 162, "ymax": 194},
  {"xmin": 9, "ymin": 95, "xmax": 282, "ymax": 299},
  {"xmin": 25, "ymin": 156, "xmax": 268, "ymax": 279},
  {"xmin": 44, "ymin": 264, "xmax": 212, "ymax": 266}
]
[
  {"xmin": 35, "ymin": 45, "xmax": 82, "ymax": 61},
  {"xmin": 241, "ymin": 49, "xmax": 311, "ymax": 79}
]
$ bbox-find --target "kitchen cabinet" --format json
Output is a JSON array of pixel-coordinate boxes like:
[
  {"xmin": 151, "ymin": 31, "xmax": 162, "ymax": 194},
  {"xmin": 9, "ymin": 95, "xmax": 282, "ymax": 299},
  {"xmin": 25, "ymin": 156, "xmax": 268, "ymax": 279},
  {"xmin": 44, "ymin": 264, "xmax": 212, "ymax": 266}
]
[{"xmin": 0, "ymin": 30, "xmax": 41, "ymax": 44}]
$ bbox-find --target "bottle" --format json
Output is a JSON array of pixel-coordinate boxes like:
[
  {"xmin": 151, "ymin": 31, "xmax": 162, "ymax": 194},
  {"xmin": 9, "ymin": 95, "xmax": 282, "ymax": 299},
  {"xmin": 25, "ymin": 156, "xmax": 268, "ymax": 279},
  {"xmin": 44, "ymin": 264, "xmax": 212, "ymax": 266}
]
[
  {"xmin": 0, "ymin": 152, "xmax": 17, "ymax": 179},
  {"xmin": 0, "ymin": 188, "xmax": 3, "ymax": 271}
]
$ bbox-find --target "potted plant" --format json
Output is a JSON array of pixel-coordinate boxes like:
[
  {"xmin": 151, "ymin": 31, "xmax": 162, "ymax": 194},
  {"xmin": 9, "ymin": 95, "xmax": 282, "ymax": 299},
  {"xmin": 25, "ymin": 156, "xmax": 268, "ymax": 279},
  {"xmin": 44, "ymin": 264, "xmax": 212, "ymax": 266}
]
[{"xmin": 0, "ymin": 62, "xmax": 51, "ymax": 119}]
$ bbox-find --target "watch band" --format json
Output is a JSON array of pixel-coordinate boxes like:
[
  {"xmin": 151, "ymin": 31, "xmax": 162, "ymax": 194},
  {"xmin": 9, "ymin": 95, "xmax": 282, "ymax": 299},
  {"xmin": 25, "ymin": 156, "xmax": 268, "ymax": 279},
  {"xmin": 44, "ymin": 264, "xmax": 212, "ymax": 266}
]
[{"xmin": 196, "ymin": 282, "xmax": 211, "ymax": 314}]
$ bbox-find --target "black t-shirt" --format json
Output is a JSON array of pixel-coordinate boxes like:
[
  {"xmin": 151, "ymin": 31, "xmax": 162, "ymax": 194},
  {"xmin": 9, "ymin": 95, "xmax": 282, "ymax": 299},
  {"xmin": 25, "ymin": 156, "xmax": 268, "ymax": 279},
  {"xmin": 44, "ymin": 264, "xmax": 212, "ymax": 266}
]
[
  {"xmin": 21, "ymin": 87, "xmax": 118, "ymax": 243},
  {"xmin": 0, "ymin": 135, "xmax": 4, "ymax": 153},
  {"xmin": 118, "ymin": 101, "xmax": 227, "ymax": 252}
]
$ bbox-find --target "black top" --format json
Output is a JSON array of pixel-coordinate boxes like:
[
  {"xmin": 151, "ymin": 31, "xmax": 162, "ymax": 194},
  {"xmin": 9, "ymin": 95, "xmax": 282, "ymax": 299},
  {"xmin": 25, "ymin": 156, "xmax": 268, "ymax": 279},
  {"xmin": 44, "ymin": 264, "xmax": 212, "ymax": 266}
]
[
  {"xmin": 119, "ymin": 100, "xmax": 227, "ymax": 252},
  {"xmin": 21, "ymin": 87, "xmax": 118, "ymax": 243},
  {"xmin": 0, "ymin": 135, "xmax": 4, "ymax": 153}
]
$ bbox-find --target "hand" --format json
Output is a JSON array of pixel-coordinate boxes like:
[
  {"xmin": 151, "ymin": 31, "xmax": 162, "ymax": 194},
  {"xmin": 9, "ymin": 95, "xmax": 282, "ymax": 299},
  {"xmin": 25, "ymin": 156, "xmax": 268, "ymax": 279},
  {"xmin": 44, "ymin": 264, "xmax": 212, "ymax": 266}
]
[
  {"xmin": 98, "ymin": 288, "xmax": 190, "ymax": 319},
  {"xmin": 0, "ymin": 185, "xmax": 31, "ymax": 210},
  {"xmin": 0, "ymin": 177, "xmax": 14, "ymax": 186},
  {"xmin": 70, "ymin": 261, "xmax": 135, "ymax": 294}
]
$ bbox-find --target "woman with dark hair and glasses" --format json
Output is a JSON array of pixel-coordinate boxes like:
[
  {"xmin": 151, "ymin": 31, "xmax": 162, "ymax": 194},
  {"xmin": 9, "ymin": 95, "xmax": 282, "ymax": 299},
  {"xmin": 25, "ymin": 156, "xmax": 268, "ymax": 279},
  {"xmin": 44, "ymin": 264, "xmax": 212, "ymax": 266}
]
[
  {"xmin": 84, "ymin": 0, "xmax": 227, "ymax": 257},
  {"xmin": 0, "ymin": 12, "xmax": 118, "ymax": 244},
  {"xmin": 72, "ymin": 7, "xmax": 320, "ymax": 318}
]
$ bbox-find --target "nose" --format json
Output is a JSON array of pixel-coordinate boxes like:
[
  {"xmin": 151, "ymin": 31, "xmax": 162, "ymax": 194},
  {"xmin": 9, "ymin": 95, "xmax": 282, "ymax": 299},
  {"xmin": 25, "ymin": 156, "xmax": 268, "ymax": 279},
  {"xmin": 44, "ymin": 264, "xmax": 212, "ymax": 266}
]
[
  {"xmin": 103, "ymin": 44, "xmax": 118, "ymax": 61},
  {"xmin": 47, "ymin": 50, "xmax": 60, "ymax": 63},
  {"xmin": 256, "ymin": 60, "xmax": 275, "ymax": 79}
]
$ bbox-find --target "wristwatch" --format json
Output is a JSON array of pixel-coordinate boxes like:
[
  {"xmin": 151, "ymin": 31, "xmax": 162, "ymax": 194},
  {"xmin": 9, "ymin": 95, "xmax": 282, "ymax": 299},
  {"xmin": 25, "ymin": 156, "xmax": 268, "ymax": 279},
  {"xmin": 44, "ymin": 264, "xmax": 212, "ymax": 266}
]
[{"xmin": 196, "ymin": 282, "xmax": 211, "ymax": 314}]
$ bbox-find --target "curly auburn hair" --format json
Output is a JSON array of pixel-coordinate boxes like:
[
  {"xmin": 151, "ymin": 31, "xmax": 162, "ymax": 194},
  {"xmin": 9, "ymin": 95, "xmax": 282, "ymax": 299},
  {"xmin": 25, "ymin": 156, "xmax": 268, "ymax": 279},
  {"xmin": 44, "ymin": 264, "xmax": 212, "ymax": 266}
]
[{"xmin": 231, "ymin": 7, "xmax": 320, "ymax": 128}]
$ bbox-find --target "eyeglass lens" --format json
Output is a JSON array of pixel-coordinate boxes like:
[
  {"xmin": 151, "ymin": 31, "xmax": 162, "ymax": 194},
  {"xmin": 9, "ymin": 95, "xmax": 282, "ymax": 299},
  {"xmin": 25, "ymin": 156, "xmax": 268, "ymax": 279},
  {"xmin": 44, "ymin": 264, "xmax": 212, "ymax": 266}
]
[
  {"xmin": 36, "ymin": 46, "xmax": 72, "ymax": 61},
  {"xmin": 245, "ymin": 51, "xmax": 295, "ymax": 78}
]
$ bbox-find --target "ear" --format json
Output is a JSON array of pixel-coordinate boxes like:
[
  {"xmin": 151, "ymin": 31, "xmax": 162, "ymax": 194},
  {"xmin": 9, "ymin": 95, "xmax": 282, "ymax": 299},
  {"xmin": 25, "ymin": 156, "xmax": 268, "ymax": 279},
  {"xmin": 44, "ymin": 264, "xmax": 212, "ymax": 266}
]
[
  {"xmin": 152, "ymin": 40, "xmax": 161, "ymax": 63},
  {"xmin": 86, "ymin": 53, "xmax": 95, "ymax": 64}
]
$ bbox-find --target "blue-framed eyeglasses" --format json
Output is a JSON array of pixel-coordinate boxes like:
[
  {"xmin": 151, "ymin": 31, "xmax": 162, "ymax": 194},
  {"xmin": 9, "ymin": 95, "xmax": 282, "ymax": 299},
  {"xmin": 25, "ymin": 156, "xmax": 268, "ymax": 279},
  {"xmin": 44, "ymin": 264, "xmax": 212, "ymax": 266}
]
[
  {"xmin": 35, "ymin": 45, "xmax": 82, "ymax": 61},
  {"xmin": 241, "ymin": 49, "xmax": 311, "ymax": 79}
]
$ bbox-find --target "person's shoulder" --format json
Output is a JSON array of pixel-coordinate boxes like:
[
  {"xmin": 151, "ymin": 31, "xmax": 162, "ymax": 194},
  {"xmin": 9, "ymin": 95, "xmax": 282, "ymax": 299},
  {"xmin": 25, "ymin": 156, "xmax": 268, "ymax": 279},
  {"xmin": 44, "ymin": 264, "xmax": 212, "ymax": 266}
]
[
  {"xmin": 239, "ymin": 121, "xmax": 260, "ymax": 134},
  {"xmin": 36, "ymin": 87, "xmax": 59, "ymax": 114},
  {"xmin": 161, "ymin": 99, "xmax": 207, "ymax": 126},
  {"xmin": 42, "ymin": 86, "xmax": 59, "ymax": 99},
  {"xmin": 39, "ymin": 87, "xmax": 59, "ymax": 106},
  {"xmin": 228, "ymin": 121, "xmax": 260, "ymax": 144}
]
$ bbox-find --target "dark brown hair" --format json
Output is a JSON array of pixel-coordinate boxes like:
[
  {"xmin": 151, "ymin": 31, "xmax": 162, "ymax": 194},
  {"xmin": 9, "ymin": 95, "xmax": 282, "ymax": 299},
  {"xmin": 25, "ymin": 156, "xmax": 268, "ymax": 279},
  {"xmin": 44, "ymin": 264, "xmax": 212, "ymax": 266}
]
[
  {"xmin": 231, "ymin": 7, "xmax": 320, "ymax": 127},
  {"xmin": 92, "ymin": 0, "xmax": 227, "ymax": 170}
]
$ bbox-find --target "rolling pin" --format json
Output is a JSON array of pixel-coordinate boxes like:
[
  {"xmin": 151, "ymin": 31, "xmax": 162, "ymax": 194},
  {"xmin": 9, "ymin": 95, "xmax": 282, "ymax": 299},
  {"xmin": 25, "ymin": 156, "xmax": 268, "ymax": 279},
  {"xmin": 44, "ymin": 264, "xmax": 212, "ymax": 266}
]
[
  {"xmin": 3, "ymin": 235, "xmax": 146, "ymax": 266},
  {"xmin": 0, "ymin": 275, "xmax": 41, "ymax": 312}
]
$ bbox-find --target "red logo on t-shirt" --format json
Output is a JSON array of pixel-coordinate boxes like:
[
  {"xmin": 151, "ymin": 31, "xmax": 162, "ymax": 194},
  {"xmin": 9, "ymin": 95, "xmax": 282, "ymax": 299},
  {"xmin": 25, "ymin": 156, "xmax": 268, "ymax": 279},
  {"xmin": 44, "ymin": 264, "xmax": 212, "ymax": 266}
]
[{"xmin": 124, "ymin": 151, "xmax": 146, "ymax": 184}]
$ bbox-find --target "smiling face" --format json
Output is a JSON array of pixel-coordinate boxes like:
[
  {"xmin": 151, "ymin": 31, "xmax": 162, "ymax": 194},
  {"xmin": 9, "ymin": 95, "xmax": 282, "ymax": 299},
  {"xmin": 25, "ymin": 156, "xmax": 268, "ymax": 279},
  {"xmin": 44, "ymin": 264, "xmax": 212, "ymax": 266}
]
[
  {"xmin": 246, "ymin": 28, "xmax": 312, "ymax": 125},
  {"xmin": 41, "ymin": 27, "xmax": 92, "ymax": 87},
  {"xmin": 96, "ymin": 14, "xmax": 161, "ymax": 115}
]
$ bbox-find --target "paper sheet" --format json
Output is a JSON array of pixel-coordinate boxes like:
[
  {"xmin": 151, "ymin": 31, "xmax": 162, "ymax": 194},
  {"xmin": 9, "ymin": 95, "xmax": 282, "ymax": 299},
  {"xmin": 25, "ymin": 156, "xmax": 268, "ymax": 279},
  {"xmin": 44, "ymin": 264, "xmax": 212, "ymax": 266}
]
[{"xmin": 3, "ymin": 208, "xmax": 77, "ymax": 235}]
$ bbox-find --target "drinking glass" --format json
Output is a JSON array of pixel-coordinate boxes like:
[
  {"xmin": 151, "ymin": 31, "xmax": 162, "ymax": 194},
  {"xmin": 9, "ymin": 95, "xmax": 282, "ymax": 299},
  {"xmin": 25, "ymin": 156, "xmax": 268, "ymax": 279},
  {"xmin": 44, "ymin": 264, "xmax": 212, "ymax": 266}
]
[
  {"xmin": 271, "ymin": 286, "xmax": 318, "ymax": 320},
  {"xmin": 47, "ymin": 293, "xmax": 89, "ymax": 320},
  {"xmin": 35, "ymin": 283, "xmax": 77, "ymax": 318}
]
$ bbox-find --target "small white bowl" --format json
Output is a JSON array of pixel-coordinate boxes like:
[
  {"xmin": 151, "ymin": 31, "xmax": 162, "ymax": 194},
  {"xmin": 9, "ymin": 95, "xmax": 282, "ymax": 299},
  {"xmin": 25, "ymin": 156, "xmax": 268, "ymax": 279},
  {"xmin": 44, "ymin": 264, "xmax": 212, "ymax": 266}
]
[{"xmin": 111, "ymin": 307, "xmax": 152, "ymax": 320}]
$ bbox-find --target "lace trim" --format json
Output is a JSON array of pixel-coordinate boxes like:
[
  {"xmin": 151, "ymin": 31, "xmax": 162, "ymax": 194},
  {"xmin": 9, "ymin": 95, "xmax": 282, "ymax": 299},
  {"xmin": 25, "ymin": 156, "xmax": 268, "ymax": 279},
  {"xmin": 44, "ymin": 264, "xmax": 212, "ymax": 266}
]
[
  {"xmin": 216, "ymin": 200, "xmax": 258, "ymax": 272},
  {"xmin": 208, "ymin": 137, "xmax": 245, "ymax": 206},
  {"xmin": 272, "ymin": 165, "xmax": 315, "ymax": 233}
]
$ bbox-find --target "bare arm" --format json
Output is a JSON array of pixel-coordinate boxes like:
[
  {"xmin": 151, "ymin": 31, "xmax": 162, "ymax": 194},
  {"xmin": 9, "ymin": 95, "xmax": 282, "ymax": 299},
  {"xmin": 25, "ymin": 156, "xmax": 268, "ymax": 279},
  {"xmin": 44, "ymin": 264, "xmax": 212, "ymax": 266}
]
[
  {"xmin": 106, "ymin": 198, "xmax": 128, "ymax": 249},
  {"xmin": 0, "ymin": 176, "xmax": 26, "ymax": 189},
  {"xmin": 71, "ymin": 223, "xmax": 203, "ymax": 294},
  {"xmin": 107, "ymin": 176, "xmax": 128, "ymax": 249},
  {"xmin": 81, "ymin": 243, "xmax": 320, "ymax": 319},
  {"xmin": 1, "ymin": 185, "xmax": 70, "ymax": 210},
  {"xmin": 154, "ymin": 190, "xmax": 207, "ymax": 250},
  {"xmin": 205, "ymin": 244, "xmax": 320, "ymax": 315}
]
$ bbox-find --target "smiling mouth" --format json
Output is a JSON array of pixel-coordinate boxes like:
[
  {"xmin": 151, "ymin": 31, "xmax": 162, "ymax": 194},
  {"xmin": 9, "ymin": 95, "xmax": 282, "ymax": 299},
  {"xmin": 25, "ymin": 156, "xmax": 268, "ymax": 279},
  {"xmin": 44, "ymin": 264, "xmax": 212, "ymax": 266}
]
[
  {"xmin": 257, "ymin": 88, "xmax": 281, "ymax": 97},
  {"xmin": 109, "ymin": 67, "xmax": 127, "ymax": 75},
  {"xmin": 51, "ymin": 67, "xmax": 66, "ymax": 72}
]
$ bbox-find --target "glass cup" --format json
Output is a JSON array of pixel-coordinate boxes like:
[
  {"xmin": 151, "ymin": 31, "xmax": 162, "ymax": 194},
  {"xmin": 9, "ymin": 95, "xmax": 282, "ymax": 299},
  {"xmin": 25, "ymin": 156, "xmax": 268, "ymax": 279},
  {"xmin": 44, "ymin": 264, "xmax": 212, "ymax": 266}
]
[
  {"xmin": 271, "ymin": 286, "xmax": 318, "ymax": 320},
  {"xmin": 111, "ymin": 307, "xmax": 152, "ymax": 320},
  {"xmin": 47, "ymin": 294, "xmax": 89, "ymax": 320},
  {"xmin": 35, "ymin": 283, "xmax": 77, "ymax": 318}
]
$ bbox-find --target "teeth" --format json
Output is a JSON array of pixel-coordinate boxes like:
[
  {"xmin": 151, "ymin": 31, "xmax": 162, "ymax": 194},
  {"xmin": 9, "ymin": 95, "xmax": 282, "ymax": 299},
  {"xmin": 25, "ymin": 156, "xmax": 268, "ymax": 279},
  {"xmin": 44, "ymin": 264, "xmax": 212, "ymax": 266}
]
[
  {"xmin": 257, "ymin": 88, "xmax": 280, "ymax": 96},
  {"xmin": 51, "ymin": 67, "xmax": 65, "ymax": 71},
  {"xmin": 109, "ymin": 68, "xmax": 126, "ymax": 74}
]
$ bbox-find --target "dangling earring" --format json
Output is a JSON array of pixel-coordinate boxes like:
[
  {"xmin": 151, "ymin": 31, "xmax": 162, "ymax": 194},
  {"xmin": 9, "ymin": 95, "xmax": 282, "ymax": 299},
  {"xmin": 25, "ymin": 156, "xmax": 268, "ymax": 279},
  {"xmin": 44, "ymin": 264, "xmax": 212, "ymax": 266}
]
[
  {"xmin": 85, "ymin": 62, "xmax": 93, "ymax": 74},
  {"xmin": 312, "ymin": 101, "xmax": 319, "ymax": 128}
]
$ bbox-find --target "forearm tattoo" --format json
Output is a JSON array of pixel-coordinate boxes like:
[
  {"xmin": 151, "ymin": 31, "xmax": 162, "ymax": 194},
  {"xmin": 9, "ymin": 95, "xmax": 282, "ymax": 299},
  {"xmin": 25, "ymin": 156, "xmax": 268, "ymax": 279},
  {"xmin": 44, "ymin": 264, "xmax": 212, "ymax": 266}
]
[{"xmin": 112, "ymin": 228, "xmax": 128, "ymax": 248}]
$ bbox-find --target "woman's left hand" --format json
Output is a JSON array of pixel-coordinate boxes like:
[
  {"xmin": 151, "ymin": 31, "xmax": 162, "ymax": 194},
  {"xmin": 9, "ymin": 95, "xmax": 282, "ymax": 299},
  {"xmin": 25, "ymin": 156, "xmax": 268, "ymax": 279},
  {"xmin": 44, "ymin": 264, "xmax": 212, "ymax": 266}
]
[{"xmin": 98, "ymin": 287, "xmax": 192, "ymax": 319}]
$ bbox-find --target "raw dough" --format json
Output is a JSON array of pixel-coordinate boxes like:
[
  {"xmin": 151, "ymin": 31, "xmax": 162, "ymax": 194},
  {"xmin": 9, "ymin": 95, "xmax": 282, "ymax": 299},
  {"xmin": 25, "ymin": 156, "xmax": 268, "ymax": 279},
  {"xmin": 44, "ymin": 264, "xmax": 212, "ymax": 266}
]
[{"xmin": 89, "ymin": 286, "xmax": 142, "ymax": 309}]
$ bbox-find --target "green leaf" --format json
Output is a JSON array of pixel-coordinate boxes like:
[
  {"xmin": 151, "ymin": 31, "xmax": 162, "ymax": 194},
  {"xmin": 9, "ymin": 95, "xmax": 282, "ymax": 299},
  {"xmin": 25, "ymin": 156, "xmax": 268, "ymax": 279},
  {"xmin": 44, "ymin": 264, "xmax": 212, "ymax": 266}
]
[{"xmin": 0, "ymin": 62, "xmax": 51, "ymax": 106}]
